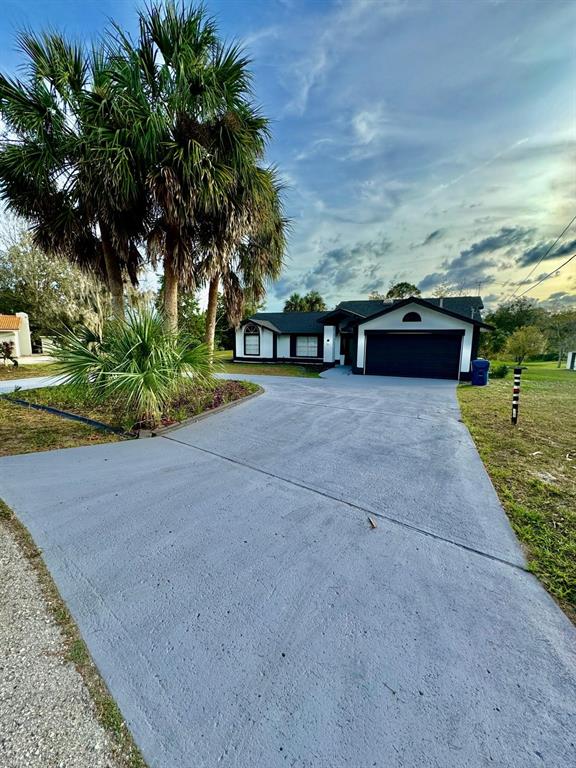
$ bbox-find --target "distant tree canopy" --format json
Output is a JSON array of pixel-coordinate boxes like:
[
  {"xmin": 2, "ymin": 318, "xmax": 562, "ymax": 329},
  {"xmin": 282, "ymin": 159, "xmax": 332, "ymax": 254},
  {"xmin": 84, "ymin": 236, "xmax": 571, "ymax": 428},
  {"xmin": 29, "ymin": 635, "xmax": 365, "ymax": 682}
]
[
  {"xmin": 505, "ymin": 326, "xmax": 547, "ymax": 364},
  {"xmin": 479, "ymin": 296, "xmax": 576, "ymax": 366},
  {"xmin": 484, "ymin": 298, "xmax": 546, "ymax": 336},
  {"xmin": 386, "ymin": 282, "xmax": 421, "ymax": 299},
  {"xmin": 0, "ymin": 230, "xmax": 111, "ymax": 338},
  {"xmin": 283, "ymin": 291, "xmax": 327, "ymax": 312}
]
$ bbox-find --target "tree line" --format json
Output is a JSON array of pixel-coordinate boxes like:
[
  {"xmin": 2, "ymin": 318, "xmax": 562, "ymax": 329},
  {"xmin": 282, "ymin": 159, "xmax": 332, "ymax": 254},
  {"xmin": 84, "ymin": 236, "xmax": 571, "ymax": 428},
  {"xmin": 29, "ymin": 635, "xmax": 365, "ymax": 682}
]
[
  {"xmin": 0, "ymin": 1, "xmax": 287, "ymax": 352},
  {"xmin": 481, "ymin": 298, "xmax": 576, "ymax": 366}
]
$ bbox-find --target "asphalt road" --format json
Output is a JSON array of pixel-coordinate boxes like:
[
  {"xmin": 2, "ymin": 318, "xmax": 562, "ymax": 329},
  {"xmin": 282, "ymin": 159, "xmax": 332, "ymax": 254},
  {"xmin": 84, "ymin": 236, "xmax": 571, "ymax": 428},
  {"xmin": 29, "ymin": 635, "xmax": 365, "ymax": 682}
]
[{"xmin": 1, "ymin": 370, "xmax": 574, "ymax": 768}]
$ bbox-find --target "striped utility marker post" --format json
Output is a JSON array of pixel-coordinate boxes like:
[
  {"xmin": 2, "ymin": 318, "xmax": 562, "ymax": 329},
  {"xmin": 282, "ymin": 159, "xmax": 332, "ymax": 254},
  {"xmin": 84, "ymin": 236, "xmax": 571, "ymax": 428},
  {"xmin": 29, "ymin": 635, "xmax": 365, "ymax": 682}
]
[{"xmin": 511, "ymin": 366, "xmax": 524, "ymax": 425}]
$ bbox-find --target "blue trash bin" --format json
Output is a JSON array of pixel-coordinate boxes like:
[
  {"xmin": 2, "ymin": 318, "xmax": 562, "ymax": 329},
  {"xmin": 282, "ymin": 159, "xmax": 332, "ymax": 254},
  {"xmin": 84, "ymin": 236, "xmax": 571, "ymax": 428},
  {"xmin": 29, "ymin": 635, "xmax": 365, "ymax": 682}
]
[{"xmin": 471, "ymin": 358, "xmax": 490, "ymax": 386}]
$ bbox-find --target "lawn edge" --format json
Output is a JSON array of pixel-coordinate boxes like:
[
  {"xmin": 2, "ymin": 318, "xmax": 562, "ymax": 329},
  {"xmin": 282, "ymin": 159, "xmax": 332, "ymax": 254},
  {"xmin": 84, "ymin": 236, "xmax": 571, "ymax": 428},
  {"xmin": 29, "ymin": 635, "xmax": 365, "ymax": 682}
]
[
  {"xmin": 0, "ymin": 498, "xmax": 149, "ymax": 768},
  {"xmin": 456, "ymin": 387, "xmax": 576, "ymax": 626}
]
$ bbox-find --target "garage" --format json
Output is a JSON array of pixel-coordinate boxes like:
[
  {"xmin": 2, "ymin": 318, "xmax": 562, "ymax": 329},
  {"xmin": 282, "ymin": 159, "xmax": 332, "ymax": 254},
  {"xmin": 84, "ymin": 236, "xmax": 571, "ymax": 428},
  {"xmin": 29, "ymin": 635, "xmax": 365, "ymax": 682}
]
[{"xmin": 364, "ymin": 331, "xmax": 463, "ymax": 379}]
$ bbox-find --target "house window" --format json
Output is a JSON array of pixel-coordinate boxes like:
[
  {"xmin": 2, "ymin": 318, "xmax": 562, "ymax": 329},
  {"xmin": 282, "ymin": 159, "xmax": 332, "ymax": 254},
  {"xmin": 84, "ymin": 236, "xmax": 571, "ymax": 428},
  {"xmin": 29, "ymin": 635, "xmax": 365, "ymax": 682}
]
[
  {"xmin": 402, "ymin": 312, "xmax": 422, "ymax": 322},
  {"xmin": 295, "ymin": 335, "xmax": 318, "ymax": 357},
  {"xmin": 244, "ymin": 324, "xmax": 260, "ymax": 355}
]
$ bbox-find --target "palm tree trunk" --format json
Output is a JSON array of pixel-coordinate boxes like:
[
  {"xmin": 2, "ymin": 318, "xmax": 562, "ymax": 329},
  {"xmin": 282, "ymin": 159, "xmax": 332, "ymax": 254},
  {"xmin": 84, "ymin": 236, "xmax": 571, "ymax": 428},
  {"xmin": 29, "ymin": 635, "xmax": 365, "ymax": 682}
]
[
  {"xmin": 205, "ymin": 274, "xmax": 219, "ymax": 354},
  {"xmin": 163, "ymin": 251, "xmax": 179, "ymax": 332},
  {"xmin": 101, "ymin": 225, "xmax": 125, "ymax": 320}
]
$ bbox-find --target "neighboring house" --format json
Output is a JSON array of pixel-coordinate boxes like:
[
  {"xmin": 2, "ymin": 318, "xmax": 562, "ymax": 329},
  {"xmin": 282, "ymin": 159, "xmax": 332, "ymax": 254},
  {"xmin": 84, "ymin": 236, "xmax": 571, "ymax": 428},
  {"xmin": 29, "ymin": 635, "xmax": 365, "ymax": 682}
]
[
  {"xmin": 234, "ymin": 296, "xmax": 491, "ymax": 380},
  {"xmin": 0, "ymin": 312, "xmax": 33, "ymax": 358}
]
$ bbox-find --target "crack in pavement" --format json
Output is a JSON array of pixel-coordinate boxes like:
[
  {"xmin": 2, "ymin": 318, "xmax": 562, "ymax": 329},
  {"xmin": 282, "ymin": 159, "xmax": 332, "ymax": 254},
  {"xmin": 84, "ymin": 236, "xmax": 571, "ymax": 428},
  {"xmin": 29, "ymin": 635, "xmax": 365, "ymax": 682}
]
[{"xmin": 160, "ymin": 433, "xmax": 528, "ymax": 574}]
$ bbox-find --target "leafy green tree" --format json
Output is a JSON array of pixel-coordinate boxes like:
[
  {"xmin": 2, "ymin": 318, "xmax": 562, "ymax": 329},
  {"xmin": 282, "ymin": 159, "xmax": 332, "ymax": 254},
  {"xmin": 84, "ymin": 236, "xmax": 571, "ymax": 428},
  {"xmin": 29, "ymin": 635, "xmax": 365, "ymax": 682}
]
[
  {"xmin": 505, "ymin": 326, "xmax": 547, "ymax": 364},
  {"xmin": 283, "ymin": 291, "xmax": 327, "ymax": 311},
  {"xmin": 541, "ymin": 309, "xmax": 576, "ymax": 367},
  {"xmin": 484, "ymin": 298, "xmax": 545, "ymax": 336},
  {"xmin": 386, "ymin": 281, "xmax": 421, "ymax": 298},
  {"xmin": 0, "ymin": 230, "xmax": 110, "ymax": 337}
]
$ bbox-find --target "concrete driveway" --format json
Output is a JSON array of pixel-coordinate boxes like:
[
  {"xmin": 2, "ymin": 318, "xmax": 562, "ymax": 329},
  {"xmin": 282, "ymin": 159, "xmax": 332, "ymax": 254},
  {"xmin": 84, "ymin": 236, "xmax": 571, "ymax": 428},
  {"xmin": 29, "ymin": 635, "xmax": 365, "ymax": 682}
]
[{"xmin": 1, "ymin": 372, "xmax": 574, "ymax": 767}]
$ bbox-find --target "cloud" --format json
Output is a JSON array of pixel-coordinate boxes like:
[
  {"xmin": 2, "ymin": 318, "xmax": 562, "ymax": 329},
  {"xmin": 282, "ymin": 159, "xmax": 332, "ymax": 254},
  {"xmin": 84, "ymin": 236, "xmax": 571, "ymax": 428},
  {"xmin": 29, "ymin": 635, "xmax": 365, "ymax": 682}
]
[
  {"xmin": 418, "ymin": 226, "xmax": 535, "ymax": 292},
  {"xmin": 272, "ymin": 235, "xmax": 394, "ymax": 302},
  {"xmin": 517, "ymin": 237, "xmax": 576, "ymax": 266},
  {"xmin": 420, "ymin": 229, "xmax": 444, "ymax": 246}
]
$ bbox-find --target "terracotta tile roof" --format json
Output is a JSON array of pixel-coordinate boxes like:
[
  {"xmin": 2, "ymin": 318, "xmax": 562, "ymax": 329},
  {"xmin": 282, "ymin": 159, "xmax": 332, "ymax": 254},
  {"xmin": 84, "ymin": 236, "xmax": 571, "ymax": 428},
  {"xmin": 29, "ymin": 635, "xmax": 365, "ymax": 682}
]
[{"xmin": 0, "ymin": 315, "xmax": 21, "ymax": 331}]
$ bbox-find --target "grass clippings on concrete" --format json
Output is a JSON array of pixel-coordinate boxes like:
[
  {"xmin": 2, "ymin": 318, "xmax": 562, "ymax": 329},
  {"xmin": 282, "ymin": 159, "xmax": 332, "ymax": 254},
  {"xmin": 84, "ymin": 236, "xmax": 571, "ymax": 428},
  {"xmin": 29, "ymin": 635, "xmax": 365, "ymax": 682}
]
[
  {"xmin": 458, "ymin": 362, "xmax": 576, "ymax": 622},
  {"xmin": 0, "ymin": 499, "xmax": 147, "ymax": 768}
]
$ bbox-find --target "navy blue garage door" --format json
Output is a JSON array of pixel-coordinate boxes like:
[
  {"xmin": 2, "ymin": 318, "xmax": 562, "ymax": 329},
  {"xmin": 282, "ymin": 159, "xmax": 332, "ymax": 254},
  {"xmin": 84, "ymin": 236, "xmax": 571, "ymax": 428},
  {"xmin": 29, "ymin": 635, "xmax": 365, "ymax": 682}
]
[{"xmin": 364, "ymin": 332, "xmax": 462, "ymax": 379}]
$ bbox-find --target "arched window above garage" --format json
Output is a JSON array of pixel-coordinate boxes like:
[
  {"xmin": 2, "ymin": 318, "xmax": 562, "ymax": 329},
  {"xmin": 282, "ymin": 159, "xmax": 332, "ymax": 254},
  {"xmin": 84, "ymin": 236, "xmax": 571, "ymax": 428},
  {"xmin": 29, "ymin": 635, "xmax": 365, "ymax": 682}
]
[{"xmin": 402, "ymin": 311, "xmax": 422, "ymax": 322}]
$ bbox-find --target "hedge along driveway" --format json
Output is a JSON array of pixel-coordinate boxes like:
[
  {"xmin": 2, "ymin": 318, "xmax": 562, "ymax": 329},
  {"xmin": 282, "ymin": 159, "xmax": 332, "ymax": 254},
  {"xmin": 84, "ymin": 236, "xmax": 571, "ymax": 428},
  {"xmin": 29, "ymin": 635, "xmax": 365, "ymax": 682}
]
[{"xmin": 0, "ymin": 374, "xmax": 574, "ymax": 768}]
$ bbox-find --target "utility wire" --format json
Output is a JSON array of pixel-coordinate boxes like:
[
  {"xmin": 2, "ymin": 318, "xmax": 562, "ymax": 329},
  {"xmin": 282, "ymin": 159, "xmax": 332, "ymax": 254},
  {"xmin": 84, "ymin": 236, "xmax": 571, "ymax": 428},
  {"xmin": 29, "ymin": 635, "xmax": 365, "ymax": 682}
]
[
  {"xmin": 515, "ymin": 250, "xmax": 576, "ymax": 298},
  {"xmin": 507, "ymin": 213, "xmax": 576, "ymax": 301}
]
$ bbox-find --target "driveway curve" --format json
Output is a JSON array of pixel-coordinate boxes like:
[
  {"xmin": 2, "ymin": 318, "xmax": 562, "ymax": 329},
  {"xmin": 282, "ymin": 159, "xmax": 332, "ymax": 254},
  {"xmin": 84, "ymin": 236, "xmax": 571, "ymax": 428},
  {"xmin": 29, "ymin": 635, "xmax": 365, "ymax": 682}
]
[{"xmin": 0, "ymin": 372, "xmax": 574, "ymax": 768}]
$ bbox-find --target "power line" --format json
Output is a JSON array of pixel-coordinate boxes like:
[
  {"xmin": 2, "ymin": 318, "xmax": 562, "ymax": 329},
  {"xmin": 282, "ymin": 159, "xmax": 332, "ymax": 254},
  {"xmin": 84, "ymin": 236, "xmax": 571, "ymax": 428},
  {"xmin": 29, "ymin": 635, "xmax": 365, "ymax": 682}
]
[
  {"xmin": 515, "ymin": 250, "xmax": 576, "ymax": 299},
  {"xmin": 507, "ymin": 213, "xmax": 576, "ymax": 301}
]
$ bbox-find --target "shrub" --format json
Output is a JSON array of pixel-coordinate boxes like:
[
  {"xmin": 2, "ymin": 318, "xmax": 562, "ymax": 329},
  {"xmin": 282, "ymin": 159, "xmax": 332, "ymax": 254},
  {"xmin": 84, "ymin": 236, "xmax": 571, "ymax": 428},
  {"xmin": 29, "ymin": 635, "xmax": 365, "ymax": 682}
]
[
  {"xmin": 490, "ymin": 363, "xmax": 509, "ymax": 379},
  {"xmin": 53, "ymin": 308, "xmax": 212, "ymax": 427}
]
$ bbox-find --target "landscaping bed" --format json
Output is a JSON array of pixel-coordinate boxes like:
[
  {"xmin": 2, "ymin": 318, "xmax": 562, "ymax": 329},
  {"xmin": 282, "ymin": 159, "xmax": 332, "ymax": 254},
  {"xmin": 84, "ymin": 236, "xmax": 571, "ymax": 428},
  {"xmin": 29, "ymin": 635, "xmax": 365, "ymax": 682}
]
[
  {"xmin": 3, "ymin": 379, "xmax": 259, "ymax": 442},
  {"xmin": 458, "ymin": 363, "xmax": 575, "ymax": 622}
]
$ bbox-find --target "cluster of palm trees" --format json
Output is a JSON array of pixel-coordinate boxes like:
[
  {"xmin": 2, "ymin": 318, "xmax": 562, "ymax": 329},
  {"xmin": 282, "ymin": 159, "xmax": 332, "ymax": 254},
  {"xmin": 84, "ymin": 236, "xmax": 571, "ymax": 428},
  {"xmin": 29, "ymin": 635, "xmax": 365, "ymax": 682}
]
[
  {"xmin": 283, "ymin": 291, "xmax": 327, "ymax": 312},
  {"xmin": 0, "ymin": 1, "xmax": 287, "ymax": 351}
]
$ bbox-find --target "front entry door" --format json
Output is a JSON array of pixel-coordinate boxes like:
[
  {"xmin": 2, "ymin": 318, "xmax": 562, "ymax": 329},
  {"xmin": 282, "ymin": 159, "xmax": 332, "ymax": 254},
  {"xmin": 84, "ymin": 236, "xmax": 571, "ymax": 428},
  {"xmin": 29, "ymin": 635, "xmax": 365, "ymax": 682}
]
[{"xmin": 340, "ymin": 334, "xmax": 353, "ymax": 365}]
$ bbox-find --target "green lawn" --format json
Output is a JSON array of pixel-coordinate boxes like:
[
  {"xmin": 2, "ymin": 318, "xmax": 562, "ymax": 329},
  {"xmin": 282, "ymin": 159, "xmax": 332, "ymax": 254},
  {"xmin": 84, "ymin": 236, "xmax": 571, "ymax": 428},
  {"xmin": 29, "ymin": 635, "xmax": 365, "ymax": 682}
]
[
  {"xmin": 0, "ymin": 362, "xmax": 59, "ymax": 380},
  {"xmin": 458, "ymin": 361, "xmax": 576, "ymax": 622},
  {"xmin": 214, "ymin": 349, "xmax": 322, "ymax": 378},
  {"xmin": 0, "ymin": 397, "xmax": 120, "ymax": 456}
]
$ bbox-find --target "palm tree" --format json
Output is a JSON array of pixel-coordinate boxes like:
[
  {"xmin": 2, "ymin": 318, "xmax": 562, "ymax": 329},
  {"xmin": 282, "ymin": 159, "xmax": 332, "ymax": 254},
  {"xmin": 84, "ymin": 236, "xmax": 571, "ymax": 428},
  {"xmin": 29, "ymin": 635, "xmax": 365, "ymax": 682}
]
[
  {"xmin": 283, "ymin": 291, "xmax": 326, "ymax": 312},
  {"xmin": 0, "ymin": 32, "xmax": 148, "ymax": 318},
  {"xmin": 109, "ymin": 1, "xmax": 272, "ymax": 332},
  {"xmin": 304, "ymin": 291, "xmax": 327, "ymax": 311},
  {"xmin": 197, "ymin": 164, "xmax": 287, "ymax": 352},
  {"xmin": 284, "ymin": 293, "xmax": 306, "ymax": 312}
]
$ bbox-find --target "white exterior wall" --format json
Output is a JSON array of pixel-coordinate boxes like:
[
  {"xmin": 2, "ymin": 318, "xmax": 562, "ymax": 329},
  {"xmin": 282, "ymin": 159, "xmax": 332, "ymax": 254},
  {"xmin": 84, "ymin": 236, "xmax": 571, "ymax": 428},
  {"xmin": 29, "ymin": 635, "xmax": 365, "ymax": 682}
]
[
  {"xmin": 277, "ymin": 335, "xmax": 290, "ymax": 357},
  {"xmin": 356, "ymin": 302, "xmax": 474, "ymax": 374},
  {"xmin": 16, "ymin": 312, "xmax": 32, "ymax": 355},
  {"xmin": 567, "ymin": 351, "xmax": 576, "ymax": 370},
  {"xmin": 323, "ymin": 325, "xmax": 335, "ymax": 363},
  {"xmin": 0, "ymin": 330, "xmax": 20, "ymax": 357},
  {"xmin": 235, "ymin": 325, "xmax": 274, "ymax": 358}
]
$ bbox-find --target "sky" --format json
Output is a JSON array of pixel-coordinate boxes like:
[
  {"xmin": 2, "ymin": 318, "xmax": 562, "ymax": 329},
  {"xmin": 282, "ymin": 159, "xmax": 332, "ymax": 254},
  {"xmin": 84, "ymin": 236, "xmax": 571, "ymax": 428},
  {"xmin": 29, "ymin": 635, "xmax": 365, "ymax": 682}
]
[{"xmin": 1, "ymin": 0, "xmax": 575, "ymax": 311}]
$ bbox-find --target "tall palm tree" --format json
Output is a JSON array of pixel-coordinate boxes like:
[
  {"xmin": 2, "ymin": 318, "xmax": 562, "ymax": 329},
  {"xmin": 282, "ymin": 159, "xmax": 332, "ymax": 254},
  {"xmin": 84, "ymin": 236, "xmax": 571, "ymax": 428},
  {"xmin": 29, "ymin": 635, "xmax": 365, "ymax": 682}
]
[
  {"xmin": 196, "ymin": 164, "xmax": 287, "ymax": 351},
  {"xmin": 0, "ymin": 32, "xmax": 148, "ymax": 318},
  {"xmin": 109, "ymin": 1, "xmax": 269, "ymax": 332}
]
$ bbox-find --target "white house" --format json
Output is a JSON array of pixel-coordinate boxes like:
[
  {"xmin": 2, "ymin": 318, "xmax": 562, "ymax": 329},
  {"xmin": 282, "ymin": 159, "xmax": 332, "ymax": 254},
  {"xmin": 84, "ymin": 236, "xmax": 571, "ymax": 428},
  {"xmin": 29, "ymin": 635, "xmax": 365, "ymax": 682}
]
[
  {"xmin": 234, "ymin": 296, "xmax": 491, "ymax": 381},
  {"xmin": 0, "ymin": 312, "xmax": 33, "ymax": 358}
]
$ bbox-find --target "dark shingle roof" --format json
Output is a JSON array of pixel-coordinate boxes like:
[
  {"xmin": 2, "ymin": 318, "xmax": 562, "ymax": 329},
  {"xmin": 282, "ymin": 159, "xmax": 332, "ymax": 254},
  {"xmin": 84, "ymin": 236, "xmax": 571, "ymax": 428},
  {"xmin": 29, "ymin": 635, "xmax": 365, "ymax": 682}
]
[
  {"xmin": 246, "ymin": 296, "xmax": 485, "ymax": 333},
  {"xmin": 337, "ymin": 296, "xmax": 485, "ymax": 322},
  {"xmin": 250, "ymin": 312, "xmax": 327, "ymax": 334}
]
